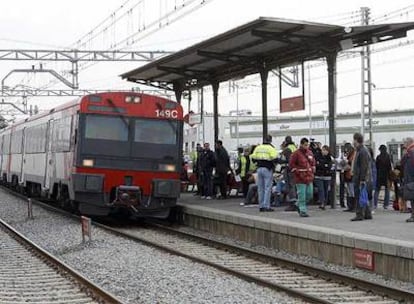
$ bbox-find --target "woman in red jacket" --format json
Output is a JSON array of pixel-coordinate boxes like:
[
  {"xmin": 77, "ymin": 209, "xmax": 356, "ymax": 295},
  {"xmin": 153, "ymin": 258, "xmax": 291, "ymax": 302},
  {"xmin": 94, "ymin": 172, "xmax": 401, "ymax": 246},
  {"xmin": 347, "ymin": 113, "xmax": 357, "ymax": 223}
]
[{"xmin": 289, "ymin": 138, "xmax": 316, "ymax": 217}]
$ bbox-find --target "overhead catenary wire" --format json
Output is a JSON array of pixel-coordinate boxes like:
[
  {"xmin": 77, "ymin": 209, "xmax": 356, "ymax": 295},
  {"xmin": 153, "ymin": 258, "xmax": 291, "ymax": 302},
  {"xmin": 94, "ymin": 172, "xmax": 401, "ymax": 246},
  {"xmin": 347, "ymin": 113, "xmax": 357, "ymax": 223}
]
[
  {"xmin": 71, "ymin": 0, "xmax": 134, "ymax": 48},
  {"xmin": 39, "ymin": 0, "xmax": 216, "ymax": 91},
  {"xmin": 372, "ymin": 4, "xmax": 414, "ymax": 23}
]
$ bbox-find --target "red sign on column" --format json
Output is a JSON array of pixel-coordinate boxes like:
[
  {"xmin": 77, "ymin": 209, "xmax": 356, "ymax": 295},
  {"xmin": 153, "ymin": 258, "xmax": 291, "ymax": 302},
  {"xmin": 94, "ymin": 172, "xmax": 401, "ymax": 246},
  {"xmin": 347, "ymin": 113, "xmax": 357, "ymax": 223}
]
[
  {"xmin": 280, "ymin": 96, "xmax": 304, "ymax": 113},
  {"xmin": 353, "ymin": 249, "xmax": 375, "ymax": 270}
]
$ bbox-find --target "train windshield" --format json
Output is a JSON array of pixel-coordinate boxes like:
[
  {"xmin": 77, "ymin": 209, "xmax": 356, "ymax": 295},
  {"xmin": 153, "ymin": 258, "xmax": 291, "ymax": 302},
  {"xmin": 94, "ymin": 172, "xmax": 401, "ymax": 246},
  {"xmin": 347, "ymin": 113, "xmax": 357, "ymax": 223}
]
[
  {"xmin": 134, "ymin": 119, "xmax": 177, "ymax": 145},
  {"xmin": 80, "ymin": 114, "xmax": 180, "ymax": 163},
  {"xmin": 85, "ymin": 115, "xmax": 129, "ymax": 141}
]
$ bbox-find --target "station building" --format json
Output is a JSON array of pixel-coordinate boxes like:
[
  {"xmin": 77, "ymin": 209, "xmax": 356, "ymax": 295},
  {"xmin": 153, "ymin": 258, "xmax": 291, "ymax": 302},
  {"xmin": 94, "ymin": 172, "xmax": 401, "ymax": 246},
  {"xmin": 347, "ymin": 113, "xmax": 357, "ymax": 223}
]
[{"xmin": 184, "ymin": 108, "xmax": 414, "ymax": 162}]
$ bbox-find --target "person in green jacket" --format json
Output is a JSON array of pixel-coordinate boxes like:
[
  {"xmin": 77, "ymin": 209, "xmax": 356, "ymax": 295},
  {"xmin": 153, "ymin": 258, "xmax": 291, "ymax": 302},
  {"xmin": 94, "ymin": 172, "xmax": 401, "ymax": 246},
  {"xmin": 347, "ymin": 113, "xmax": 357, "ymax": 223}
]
[{"xmin": 236, "ymin": 148, "xmax": 253, "ymax": 197}]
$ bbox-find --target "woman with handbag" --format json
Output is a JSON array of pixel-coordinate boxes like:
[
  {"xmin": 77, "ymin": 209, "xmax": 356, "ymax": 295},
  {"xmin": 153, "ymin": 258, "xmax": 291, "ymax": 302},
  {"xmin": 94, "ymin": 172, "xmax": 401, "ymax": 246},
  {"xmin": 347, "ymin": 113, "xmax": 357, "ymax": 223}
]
[{"xmin": 402, "ymin": 138, "xmax": 414, "ymax": 222}]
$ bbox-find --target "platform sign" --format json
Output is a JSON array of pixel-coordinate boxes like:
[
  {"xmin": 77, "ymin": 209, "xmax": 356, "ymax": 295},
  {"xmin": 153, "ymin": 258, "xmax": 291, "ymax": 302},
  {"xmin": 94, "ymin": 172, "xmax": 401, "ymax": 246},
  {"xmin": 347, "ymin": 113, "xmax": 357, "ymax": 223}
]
[
  {"xmin": 353, "ymin": 249, "xmax": 374, "ymax": 270},
  {"xmin": 280, "ymin": 96, "xmax": 305, "ymax": 113},
  {"xmin": 188, "ymin": 113, "xmax": 201, "ymax": 126},
  {"xmin": 81, "ymin": 216, "xmax": 92, "ymax": 243},
  {"xmin": 184, "ymin": 111, "xmax": 201, "ymax": 127}
]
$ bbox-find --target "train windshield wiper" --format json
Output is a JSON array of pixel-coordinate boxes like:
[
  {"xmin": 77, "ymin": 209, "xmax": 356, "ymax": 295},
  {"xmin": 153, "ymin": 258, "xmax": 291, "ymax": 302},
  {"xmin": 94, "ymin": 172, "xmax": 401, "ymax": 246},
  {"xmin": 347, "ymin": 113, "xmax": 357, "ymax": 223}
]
[{"xmin": 107, "ymin": 98, "xmax": 129, "ymax": 129}]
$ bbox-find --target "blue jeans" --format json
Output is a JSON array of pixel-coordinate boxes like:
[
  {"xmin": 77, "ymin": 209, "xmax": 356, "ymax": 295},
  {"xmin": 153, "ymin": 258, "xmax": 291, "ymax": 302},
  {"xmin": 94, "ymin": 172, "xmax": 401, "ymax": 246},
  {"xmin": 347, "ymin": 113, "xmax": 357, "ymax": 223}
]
[
  {"xmin": 315, "ymin": 178, "xmax": 330, "ymax": 206},
  {"xmin": 257, "ymin": 167, "xmax": 273, "ymax": 209},
  {"xmin": 245, "ymin": 184, "xmax": 258, "ymax": 205},
  {"xmin": 374, "ymin": 185, "xmax": 390, "ymax": 208}
]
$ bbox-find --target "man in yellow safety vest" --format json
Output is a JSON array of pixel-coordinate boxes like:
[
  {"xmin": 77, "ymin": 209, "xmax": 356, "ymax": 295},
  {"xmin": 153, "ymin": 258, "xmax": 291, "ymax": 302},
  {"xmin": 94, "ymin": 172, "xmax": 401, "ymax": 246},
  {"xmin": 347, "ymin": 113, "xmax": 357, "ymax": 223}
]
[{"xmin": 251, "ymin": 135, "xmax": 278, "ymax": 212}]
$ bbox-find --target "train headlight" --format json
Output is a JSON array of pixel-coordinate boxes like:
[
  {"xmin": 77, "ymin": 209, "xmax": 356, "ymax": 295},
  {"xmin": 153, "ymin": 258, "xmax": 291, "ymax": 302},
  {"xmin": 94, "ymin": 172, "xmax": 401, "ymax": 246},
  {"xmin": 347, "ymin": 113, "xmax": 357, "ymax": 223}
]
[
  {"xmin": 133, "ymin": 96, "xmax": 141, "ymax": 103},
  {"xmin": 125, "ymin": 96, "xmax": 133, "ymax": 103},
  {"xmin": 158, "ymin": 164, "xmax": 176, "ymax": 172},
  {"xmin": 125, "ymin": 96, "xmax": 141, "ymax": 103},
  {"xmin": 83, "ymin": 159, "xmax": 94, "ymax": 167}
]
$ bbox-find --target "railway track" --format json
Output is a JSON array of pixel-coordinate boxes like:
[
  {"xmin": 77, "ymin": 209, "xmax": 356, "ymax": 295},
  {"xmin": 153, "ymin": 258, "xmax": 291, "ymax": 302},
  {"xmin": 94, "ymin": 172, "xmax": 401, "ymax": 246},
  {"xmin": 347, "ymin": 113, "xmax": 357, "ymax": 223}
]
[
  {"xmin": 2, "ymin": 185, "xmax": 414, "ymax": 304},
  {"xmin": 0, "ymin": 218, "xmax": 122, "ymax": 304},
  {"xmin": 96, "ymin": 222, "xmax": 414, "ymax": 304}
]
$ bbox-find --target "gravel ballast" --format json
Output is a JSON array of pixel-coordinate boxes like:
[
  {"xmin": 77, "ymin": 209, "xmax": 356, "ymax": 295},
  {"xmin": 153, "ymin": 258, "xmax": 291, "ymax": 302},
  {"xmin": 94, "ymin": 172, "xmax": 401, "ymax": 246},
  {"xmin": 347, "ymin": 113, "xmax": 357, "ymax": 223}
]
[
  {"xmin": 173, "ymin": 226, "xmax": 414, "ymax": 293},
  {"xmin": 0, "ymin": 190, "xmax": 304, "ymax": 304}
]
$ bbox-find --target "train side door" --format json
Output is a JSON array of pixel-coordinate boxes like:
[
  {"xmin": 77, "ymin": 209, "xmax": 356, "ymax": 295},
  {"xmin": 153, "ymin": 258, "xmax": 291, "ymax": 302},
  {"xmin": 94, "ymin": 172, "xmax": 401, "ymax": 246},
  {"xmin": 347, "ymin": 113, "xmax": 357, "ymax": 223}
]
[
  {"xmin": 19, "ymin": 127, "xmax": 26, "ymax": 183},
  {"xmin": 44, "ymin": 120, "xmax": 54, "ymax": 190},
  {"xmin": 0, "ymin": 135, "xmax": 3, "ymax": 175}
]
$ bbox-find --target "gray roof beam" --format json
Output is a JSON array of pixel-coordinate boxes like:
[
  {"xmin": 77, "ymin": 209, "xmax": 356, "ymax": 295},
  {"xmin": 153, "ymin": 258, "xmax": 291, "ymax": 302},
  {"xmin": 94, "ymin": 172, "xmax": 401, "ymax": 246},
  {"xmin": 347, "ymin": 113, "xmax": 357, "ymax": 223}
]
[
  {"xmin": 157, "ymin": 65, "xmax": 210, "ymax": 79},
  {"xmin": 197, "ymin": 50, "xmax": 254, "ymax": 62}
]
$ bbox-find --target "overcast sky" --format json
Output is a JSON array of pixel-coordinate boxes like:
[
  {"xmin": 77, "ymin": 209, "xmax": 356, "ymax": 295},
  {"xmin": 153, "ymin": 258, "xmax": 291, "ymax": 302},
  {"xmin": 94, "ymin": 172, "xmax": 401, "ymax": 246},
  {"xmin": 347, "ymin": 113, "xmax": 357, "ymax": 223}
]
[{"xmin": 1, "ymin": 0, "xmax": 414, "ymax": 119}]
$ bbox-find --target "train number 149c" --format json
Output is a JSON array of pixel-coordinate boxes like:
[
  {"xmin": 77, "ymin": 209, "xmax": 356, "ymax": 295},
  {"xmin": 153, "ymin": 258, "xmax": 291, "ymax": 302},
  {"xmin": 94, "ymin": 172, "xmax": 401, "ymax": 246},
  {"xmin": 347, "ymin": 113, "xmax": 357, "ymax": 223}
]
[{"xmin": 155, "ymin": 109, "xmax": 178, "ymax": 118}]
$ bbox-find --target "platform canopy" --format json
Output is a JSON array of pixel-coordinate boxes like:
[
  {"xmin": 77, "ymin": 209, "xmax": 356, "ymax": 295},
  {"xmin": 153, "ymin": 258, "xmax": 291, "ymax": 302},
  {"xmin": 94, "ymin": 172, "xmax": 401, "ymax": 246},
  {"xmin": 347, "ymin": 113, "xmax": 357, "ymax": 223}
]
[{"xmin": 121, "ymin": 17, "xmax": 414, "ymax": 91}]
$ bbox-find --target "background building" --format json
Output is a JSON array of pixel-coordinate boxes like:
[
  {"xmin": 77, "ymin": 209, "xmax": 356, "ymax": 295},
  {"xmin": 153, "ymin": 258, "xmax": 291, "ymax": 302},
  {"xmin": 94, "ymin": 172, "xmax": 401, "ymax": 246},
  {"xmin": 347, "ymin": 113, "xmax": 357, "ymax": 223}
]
[{"xmin": 184, "ymin": 109, "xmax": 414, "ymax": 162}]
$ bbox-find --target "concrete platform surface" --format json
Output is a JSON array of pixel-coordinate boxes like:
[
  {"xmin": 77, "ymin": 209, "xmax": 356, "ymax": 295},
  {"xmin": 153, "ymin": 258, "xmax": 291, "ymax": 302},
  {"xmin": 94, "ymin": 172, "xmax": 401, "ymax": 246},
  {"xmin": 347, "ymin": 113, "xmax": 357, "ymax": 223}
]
[{"xmin": 178, "ymin": 193, "xmax": 414, "ymax": 245}]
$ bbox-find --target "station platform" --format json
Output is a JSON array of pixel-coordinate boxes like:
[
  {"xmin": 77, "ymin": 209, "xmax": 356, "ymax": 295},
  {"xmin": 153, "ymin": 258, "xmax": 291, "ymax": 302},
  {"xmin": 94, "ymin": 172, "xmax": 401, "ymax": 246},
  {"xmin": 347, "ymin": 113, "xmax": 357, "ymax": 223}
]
[{"xmin": 177, "ymin": 193, "xmax": 414, "ymax": 282}]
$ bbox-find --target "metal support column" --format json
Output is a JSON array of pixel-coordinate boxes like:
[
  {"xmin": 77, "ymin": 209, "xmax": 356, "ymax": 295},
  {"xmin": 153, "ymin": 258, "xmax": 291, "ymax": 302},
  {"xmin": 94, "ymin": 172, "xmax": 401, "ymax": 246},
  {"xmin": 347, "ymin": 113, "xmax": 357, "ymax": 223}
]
[
  {"xmin": 173, "ymin": 81, "xmax": 184, "ymax": 104},
  {"xmin": 260, "ymin": 68, "xmax": 269, "ymax": 142},
  {"xmin": 360, "ymin": 7, "xmax": 373, "ymax": 146},
  {"xmin": 327, "ymin": 52, "xmax": 337, "ymax": 208},
  {"xmin": 187, "ymin": 90, "xmax": 192, "ymax": 113},
  {"xmin": 212, "ymin": 82, "xmax": 219, "ymax": 143},
  {"xmin": 71, "ymin": 61, "xmax": 79, "ymax": 89},
  {"xmin": 200, "ymin": 87, "xmax": 205, "ymax": 144}
]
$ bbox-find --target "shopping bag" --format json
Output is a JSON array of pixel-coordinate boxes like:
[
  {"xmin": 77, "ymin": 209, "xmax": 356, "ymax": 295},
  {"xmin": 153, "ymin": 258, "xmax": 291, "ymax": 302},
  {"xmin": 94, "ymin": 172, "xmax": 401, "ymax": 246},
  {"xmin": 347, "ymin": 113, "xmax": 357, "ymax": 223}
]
[{"xmin": 359, "ymin": 184, "xmax": 368, "ymax": 207}]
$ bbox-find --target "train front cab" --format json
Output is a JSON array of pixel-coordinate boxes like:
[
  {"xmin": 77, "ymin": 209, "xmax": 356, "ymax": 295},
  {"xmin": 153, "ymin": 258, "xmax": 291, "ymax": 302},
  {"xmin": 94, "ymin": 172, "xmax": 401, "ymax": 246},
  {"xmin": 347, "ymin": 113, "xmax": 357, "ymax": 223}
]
[{"xmin": 72, "ymin": 93, "xmax": 183, "ymax": 218}]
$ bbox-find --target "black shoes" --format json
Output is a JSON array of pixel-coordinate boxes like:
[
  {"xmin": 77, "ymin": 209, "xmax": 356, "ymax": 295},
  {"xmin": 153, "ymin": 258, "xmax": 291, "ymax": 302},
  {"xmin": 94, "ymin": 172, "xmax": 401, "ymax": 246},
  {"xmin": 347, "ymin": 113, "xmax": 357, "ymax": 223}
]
[
  {"xmin": 260, "ymin": 208, "xmax": 274, "ymax": 212},
  {"xmin": 343, "ymin": 209, "xmax": 355, "ymax": 212},
  {"xmin": 319, "ymin": 205, "xmax": 326, "ymax": 210},
  {"xmin": 285, "ymin": 205, "xmax": 298, "ymax": 212},
  {"xmin": 351, "ymin": 216, "xmax": 364, "ymax": 221},
  {"xmin": 299, "ymin": 212, "xmax": 309, "ymax": 217}
]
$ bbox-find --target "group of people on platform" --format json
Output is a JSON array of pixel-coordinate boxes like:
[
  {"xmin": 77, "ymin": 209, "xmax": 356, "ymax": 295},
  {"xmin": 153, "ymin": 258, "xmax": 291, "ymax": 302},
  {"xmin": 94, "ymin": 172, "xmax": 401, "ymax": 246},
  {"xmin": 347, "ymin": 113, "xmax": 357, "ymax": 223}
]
[{"xmin": 183, "ymin": 134, "xmax": 414, "ymax": 222}]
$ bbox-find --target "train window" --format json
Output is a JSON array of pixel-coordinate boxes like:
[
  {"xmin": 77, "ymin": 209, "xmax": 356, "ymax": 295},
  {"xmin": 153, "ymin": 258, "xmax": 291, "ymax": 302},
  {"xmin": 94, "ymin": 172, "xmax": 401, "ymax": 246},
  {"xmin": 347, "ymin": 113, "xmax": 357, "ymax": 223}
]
[
  {"xmin": 25, "ymin": 124, "xmax": 47, "ymax": 154},
  {"xmin": 84, "ymin": 115, "xmax": 129, "ymax": 141},
  {"xmin": 3, "ymin": 134, "xmax": 10, "ymax": 154},
  {"xmin": 89, "ymin": 95, "xmax": 102, "ymax": 103},
  {"xmin": 134, "ymin": 119, "xmax": 177, "ymax": 145},
  {"xmin": 52, "ymin": 116, "xmax": 72, "ymax": 152},
  {"xmin": 10, "ymin": 130, "xmax": 23, "ymax": 154}
]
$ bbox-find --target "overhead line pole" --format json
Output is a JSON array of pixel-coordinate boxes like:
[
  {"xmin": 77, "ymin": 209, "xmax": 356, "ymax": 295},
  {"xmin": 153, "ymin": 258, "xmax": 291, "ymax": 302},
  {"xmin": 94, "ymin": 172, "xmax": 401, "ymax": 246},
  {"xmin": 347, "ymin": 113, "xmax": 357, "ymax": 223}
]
[{"xmin": 360, "ymin": 7, "xmax": 373, "ymax": 146}]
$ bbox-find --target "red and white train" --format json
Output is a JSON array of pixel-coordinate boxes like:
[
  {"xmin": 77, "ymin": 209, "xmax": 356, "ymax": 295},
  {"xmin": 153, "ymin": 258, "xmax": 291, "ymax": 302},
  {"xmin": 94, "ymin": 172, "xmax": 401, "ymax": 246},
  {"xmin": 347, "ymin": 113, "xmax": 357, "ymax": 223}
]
[{"xmin": 0, "ymin": 92, "xmax": 183, "ymax": 218}]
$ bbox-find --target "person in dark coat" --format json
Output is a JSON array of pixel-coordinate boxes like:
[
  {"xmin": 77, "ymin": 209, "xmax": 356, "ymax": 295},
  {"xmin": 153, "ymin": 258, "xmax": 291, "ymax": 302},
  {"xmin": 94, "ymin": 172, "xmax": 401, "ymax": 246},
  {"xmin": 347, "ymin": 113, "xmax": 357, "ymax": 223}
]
[
  {"xmin": 193, "ymin": 144, "xmax": 203, "ymax": 195},
  {"xmin": 199, "ymin": 143, "xmax": 216, "ymax": 199},
  {"xmin": 403, "ymin": 138, "xmax": 414, "ymax": 222},
  {"xmin": 314, "ymin": 145, "xmax": 334, "ymax": 210},
  {"xmin": 215, "ymin": 140, "xmax": 231, "ymax": 199},
  {"xmin": 351, "ymin": 133, "xmax": 373, "ymax": 221},
  {"xmin": 374, "ymin": 145, "xmax": 392, "ymax": 209},
  {"xmin": 343, "ymin": 143, "xmax": 356, "ymax": 212}
]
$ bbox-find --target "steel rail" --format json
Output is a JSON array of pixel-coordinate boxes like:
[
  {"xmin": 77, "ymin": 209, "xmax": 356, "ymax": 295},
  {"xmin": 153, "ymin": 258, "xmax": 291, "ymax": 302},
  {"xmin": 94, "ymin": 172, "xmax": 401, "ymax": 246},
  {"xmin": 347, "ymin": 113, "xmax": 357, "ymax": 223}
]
[
  {"xmin": 149, "ymin": 222, "xmax": 414, "ymax": 303},
  {"xmin": 94, "ymin": 221, "xmax": 330, "ymax": 304},
  {"xmin": 2, "ymin": 185, "xmax": 414, "ymax": 303},
  {"xmin": 0, "ymin": 217, "xmax": 124, "ymax": 304}
]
